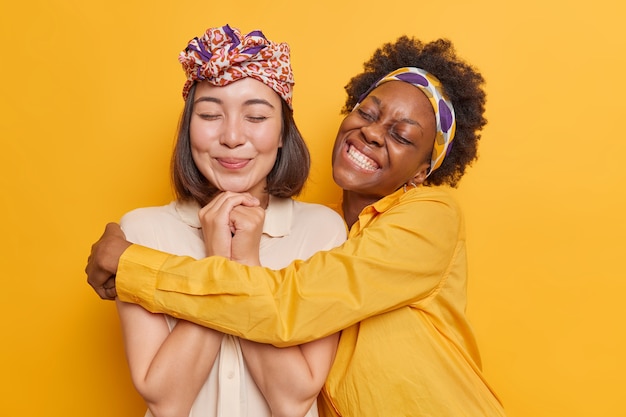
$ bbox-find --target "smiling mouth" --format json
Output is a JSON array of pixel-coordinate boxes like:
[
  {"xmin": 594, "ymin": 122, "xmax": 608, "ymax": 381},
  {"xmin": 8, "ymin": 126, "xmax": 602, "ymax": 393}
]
[
  {"xmin": 217, "ymin": 158, "xmax": 251, "ymax": 169},
  {"xmin": 347, "ymin": 145, "xmax": 379, "ymax": 171}
]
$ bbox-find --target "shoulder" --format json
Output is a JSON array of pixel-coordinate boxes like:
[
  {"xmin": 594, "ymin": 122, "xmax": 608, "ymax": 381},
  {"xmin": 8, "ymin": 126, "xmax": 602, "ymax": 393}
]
[
  {"xmin": 120, "ymin": 202, "xmax": 177, "ymax": 228},
  {"xmin": 289, "ymin": 200, "xmax": 348, "ymax": 247},
  {"xmin": 120, "ymin": 202, "xmax": 179, "ymax": 241},
  {"xmin": 398, "ymin": 187, "xmax": 462, "ymax": 217},
  {"xmin": 374, "ymin": 187, "xmax": 464, "ymax": 240},
  {"xmin": 402, "ymin": 186, "xmax": 459, "ymax": 205},
  {"xmin": 291, "ymin": 200, "xmax": 346, "ymax": 228},
  {"xmin": 120, "ymin": 200, "xmax": 205, "ymax": 256}
]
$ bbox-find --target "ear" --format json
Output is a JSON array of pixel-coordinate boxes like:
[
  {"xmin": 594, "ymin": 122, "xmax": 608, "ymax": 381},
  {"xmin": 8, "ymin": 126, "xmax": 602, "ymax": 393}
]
[{"xmin": 411, "ymin": 161, "xmax": 430, "ymax": 185}]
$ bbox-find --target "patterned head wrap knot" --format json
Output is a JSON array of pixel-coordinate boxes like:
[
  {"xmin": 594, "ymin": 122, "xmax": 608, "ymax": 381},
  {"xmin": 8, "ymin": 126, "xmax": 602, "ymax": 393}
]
[
  {"xmin": 355, "ymin": 67, "xmax": 456, "ymax": 177},
  {"xmin": 179, "ymin": 24, "xmax": 294, "ymax": 108}
]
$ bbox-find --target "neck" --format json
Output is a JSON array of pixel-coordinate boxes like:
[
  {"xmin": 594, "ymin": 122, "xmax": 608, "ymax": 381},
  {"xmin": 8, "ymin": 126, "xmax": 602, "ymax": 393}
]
[
  {"xmin": 341, "ymin": 190, "xmax": 381, "ymax": 229},
  {"xmin": 257, "ymin": 192, "xmax": 270, "ymax": 210},
  {"xmin": 247, "ymin": 184, "xmax": 270, "ymax": 209}
]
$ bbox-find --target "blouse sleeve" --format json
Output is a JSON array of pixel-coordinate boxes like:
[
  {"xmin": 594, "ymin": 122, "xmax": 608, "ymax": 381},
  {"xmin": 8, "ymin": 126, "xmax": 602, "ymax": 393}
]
[{"xmin": 116, "ymin": 190, "xmax": 464, "ymax": 347}]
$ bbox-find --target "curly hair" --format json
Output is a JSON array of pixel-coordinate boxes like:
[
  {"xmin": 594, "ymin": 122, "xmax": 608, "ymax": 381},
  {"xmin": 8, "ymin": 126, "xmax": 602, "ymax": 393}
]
[{"xmin": 341, "ymin": 36, "xmax": 487, "ymax": 187}]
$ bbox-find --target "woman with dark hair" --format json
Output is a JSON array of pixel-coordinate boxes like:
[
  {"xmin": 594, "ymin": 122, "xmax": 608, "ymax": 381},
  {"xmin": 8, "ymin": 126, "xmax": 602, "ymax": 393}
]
[
  {"xmin": 88, "ymin": 35, "xmax": 507, "ymax": 416},
  {"xmin": 115, "ymin": 24, "xmax": 346, "ymax": 417}
]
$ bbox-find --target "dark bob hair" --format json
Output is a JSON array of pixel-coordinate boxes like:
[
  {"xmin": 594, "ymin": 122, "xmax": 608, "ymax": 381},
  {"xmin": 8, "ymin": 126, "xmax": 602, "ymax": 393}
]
[{"xmin": 171, "ymin": 82, "xmax": 311, "ymax": 206}]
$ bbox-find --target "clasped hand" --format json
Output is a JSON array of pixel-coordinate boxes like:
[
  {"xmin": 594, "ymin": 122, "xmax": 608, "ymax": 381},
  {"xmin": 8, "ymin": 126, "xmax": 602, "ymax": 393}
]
[{"xmin": 198, "ymin": 191, "xmax": 265, "ymax": 265}]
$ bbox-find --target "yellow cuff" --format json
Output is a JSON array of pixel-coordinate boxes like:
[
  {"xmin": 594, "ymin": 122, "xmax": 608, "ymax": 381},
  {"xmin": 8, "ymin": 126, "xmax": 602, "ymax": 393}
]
[{"xmin": 117, "ymin": 244, "xmax": 170, "ymax": 312}]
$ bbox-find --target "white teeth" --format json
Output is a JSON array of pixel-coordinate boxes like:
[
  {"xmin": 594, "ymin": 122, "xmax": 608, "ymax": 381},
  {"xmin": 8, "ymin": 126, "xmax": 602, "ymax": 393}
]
[{"xmin": 347, "ymin": 145, "xmax": 378, "ymax": 171}]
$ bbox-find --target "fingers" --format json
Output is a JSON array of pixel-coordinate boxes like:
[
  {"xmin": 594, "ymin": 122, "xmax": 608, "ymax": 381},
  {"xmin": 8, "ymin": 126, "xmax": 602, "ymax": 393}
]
[
  {"xmin": 199, "ymin": 192, "xmax": 263, "ymax": 259},
  {"xmin": 104, "ymin": 222, "xmax": 125, "ymax": 238},
  {"xmin": 199, "ymin": 192, "xmax": 260, "ymax": 221},
  {"xmin": 90, "ymin": 276, "xmax": 117, "ymax": 300},
  {"xmin": 199, "ymin": 192, "xmax": 251, "ymax": 257},
  {"xmin": 199, "ymin": 192, "xmax": 263, "ymax": 231},
  {"xmin": 198, "ymin": 191, "xmax": 261, "ymax": 236},
  {"xmin": 85, "ymin": 222, "xmax": 129, "ymax": 300},
  {"xmin": 229, "ymin": 205, "xmax": 265, "ymax": 265},
  {"xmin": 102, "ymin": 276, "xmax": 117, "ymax": 300},
  {"xmin": 230, "ymin": 205, "xmax": 265, "ymax": 232}
]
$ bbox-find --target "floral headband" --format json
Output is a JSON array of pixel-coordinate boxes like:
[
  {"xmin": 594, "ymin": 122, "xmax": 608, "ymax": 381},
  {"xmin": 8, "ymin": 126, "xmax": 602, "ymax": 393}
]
[
  {"xmin": 179, "ymin": 24, "xmax": 294, "ymax": 108},
  {"xmin": 355, "ymin": 67, "xmax": 456, "ymax": 176}
]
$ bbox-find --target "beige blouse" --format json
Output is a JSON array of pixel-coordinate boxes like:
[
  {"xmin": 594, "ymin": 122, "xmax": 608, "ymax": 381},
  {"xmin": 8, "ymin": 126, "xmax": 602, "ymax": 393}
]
[{"xmin": 120, "ymin": 196, "xmax": 347, "ymax": 417}]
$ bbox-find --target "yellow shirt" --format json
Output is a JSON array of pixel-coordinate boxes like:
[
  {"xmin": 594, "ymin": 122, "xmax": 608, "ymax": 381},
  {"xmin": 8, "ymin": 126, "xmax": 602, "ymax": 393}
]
[{"xmin": 118, "ymin": 187, "xmax": 506, "ymax": 416}]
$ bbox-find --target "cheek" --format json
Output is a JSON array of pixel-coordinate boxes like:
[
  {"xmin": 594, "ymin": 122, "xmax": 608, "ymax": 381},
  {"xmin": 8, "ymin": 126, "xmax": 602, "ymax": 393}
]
[
  {"xmin": 251, "ymin": 124, "xmax": 283, "ymax": 153},
  {"xmin": 339, "ymin": 113, "xmax": 361, "ymax": 131},
  {"xmin": 189, "ymin": 133, "xmax": 200, "ymax": 153},
  {"xmin": 256, "ymin": 137, "xmax": 281, "ymax": 154},
  {"xmin": 331, "ymin": 140, "xmax": 344, "ymax": 165},
  {"xmin": 390, "ymin": 147, "xmax": 424, "ymax": 174},
  {"xmin": 189, "ymin": 123, "xmax": 216, "ymax": 152},
  {"xmin": 190, "ymin": 151, "xmax": 202, "ymax": 173},
  {"xmin": 332, "ymin": 118, "xmax": 354, "ymax": 157}
]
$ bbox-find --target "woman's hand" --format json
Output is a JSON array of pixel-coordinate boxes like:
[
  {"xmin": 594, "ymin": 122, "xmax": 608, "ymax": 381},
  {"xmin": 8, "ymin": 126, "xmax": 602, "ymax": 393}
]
[
  {"xmin": 198, "ymin": 192, "xmax": 264, "ymax": 264},
  {"xmin": 229, "ymin": 203, "xmax": 265, "ymax": 266},
  {"xmin": 85, "ymin": 223, "xmax": 132, "ymax": 300}
]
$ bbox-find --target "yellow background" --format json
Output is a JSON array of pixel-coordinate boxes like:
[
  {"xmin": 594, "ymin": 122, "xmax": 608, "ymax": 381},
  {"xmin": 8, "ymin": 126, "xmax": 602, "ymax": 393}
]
[{"xmin": 1, "ymin": 0, "xmax": 625, "ymax": 416}]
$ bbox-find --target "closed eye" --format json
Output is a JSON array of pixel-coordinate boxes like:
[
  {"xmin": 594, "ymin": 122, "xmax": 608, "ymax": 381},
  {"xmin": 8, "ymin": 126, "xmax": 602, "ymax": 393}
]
[
  {"xmin": 390, "ymin": 131, "xmax": 412, "ymax": 144},
  {"xmin": 197, "ymin": 113, "xmax": 221, "ymax": 121},
  {"xmin": 246, "ymin": 116, "xmax": 269, "ymax": 123},
  {"xmin": 357, "ymin": 108, "xmax": 376, "ymax": 122}
]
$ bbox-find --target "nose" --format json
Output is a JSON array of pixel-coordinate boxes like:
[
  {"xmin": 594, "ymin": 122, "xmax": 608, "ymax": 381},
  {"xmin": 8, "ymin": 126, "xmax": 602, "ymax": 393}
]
[
  {"xmin": 361, "ymin": 122, "xmax": 385, "ymax": 147},
  {"xmin": 220, "ymin": 118, "xmax": 246, "ymax": 148}
]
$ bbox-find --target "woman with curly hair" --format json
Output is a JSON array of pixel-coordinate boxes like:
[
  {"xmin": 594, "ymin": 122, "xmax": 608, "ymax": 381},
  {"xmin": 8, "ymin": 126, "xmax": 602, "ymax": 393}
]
[{"xmin": 87, "ymin": 35, "xmax": 507, "ymax": 416}]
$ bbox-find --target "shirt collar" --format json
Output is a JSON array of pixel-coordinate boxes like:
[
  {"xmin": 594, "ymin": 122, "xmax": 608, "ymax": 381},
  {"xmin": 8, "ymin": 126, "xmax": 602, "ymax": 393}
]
[
  {"xmin": 174, "ymin": 195, "xmax": 292, "ymax": 238},
  {"xmin": 349, "ymin": 188, "xmax": 406, "ymax": 236},
  {"xmin": 371, "ymin": 187, "xmax": 406, "ymax": 213}
]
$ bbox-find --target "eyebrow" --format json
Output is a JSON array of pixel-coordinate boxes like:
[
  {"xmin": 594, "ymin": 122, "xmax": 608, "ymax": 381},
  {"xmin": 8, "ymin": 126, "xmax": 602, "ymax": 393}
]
[
  {"xmin": 194, "ymin": 96, "xmax": 221, "ymax": 105},
  {"xmin": 366, "ymin": 94, "xmax": 423, "ymax": 129},
  {"xmin": 194, "ymin": 96, "xmax": 276, "ymax": 109},
  {"xmin": 243, "ymin": 98, "xmax": 275, "ymax": 109}
]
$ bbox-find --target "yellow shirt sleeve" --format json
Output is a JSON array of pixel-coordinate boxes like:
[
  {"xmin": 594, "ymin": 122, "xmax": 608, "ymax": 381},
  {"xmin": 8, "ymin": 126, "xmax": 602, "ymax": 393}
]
[
  {"xmin": 116, "ymin": 244, "xmax": 169, "ymax": 310},
  {"xmin": 117, "ymin": 188, "xmax": 463, "ymax": 347}
]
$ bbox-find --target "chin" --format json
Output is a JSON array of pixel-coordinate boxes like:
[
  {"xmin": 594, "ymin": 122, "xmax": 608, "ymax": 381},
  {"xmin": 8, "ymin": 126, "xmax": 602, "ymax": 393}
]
[
  {"xmin": 332, "ymin": 171, "xmax": 363, "ymax": 193},
  {"xmin": 331, "ymin": 170, "xmax": 351, "ymax": 191}
]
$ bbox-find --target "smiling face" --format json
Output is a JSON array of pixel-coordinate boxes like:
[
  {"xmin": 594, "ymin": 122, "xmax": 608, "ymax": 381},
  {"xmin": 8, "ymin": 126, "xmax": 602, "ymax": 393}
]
[
  {"xmin": 190, "ymin": 78, "xmax": 283, "ymax": 202},
  {"xmin": 331, "ymin": 81, "xmax": 437, "ymax": 200}
]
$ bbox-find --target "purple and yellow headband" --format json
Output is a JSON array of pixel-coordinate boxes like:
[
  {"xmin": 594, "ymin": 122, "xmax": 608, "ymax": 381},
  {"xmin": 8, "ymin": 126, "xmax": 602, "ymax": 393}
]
[
  {"xmin": 179, "ymin": 24, "xmax": 294, "ymax": 108},
  {"xmin": 355, "ymin": 67, "xmax": 456, "ymax": 176}
]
